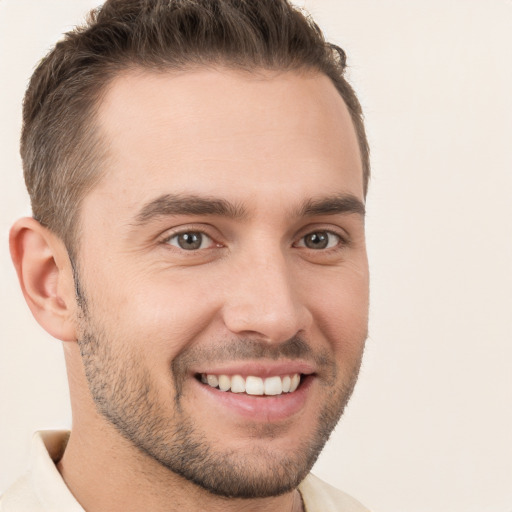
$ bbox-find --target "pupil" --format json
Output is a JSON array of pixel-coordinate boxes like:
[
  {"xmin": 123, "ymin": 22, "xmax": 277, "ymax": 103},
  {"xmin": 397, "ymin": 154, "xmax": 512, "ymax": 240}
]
[
  {"xmin": 179, "ymin": 232, "xmax": 202, "ymax": 250},
  {"xmin": 306, "ymin": 232, "xmax": 328, "ymax": 249}
]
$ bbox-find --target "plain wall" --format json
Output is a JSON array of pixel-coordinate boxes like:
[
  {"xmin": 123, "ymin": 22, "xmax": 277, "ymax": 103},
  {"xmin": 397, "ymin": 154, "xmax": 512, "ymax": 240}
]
[{"xmin": 1, "ymin": 1, "xmax": 511, "ymax": 511}]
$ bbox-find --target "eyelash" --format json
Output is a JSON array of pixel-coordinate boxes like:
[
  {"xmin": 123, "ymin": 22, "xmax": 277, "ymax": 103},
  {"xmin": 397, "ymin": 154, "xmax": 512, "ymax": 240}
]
[
  {"xmin": 164, "ymin": 231, "xmax": 218, "ymax": 251},
  {"xmin": 160, "ymin": 227, "xmax": 348, "ymax": 253},
  {"xmin": 293, "ymin": 230, "xmax": 346, "ymax": 251}
]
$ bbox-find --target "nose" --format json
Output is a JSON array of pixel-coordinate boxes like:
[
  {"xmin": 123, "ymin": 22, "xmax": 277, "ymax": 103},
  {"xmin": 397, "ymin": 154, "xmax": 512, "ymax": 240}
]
[{"xmin": 221, "ymin": 249, "xmax": 313, "ymax": 343}]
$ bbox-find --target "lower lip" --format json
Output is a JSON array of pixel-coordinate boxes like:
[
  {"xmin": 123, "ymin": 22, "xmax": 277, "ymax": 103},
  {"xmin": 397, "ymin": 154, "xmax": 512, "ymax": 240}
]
[{"xmin": 194, "ymin": 375, "xmax": 314, "ymax": 422}]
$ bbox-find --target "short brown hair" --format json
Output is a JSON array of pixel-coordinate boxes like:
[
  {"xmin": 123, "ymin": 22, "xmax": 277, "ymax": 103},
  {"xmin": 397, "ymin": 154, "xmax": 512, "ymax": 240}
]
[{"xmin": 21, "ymin": 0, "xmax": 370, "ymax": 254}]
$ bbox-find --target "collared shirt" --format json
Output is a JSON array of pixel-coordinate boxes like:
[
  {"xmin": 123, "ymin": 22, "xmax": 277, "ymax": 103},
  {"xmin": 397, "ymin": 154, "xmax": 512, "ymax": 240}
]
[{"xmin": 0, "ymin": 431, "xmax": 370, "ymax": 512}]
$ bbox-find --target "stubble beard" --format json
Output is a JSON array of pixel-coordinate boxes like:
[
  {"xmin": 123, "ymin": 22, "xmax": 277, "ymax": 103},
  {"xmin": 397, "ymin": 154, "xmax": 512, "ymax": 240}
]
[{"xmin": 76, "ymin": 297, "xmax": 364, "ymax": 499}]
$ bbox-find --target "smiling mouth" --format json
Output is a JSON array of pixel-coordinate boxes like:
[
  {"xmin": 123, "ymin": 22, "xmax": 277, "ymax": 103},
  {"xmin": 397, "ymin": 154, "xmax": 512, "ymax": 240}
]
[{"xmin": 196, "ymin": 373, "xmax": 303, "ymax": 396}]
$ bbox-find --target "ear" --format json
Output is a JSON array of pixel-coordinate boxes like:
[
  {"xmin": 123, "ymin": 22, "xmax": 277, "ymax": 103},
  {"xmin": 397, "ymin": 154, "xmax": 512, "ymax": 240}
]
[{"xmin": 9, "ymin": 217, "xmax": 78, "ymax": 342}]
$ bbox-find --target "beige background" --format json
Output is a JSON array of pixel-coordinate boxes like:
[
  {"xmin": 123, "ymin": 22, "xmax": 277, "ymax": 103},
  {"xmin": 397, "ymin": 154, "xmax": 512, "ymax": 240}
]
[{"xmin": 1, "ymin": 1, "xmax": 511, "ymax": 511}]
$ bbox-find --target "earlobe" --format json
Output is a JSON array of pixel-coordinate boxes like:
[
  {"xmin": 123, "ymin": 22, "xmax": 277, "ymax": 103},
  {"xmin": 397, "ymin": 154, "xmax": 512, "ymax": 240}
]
[{"xmin": 9, "ymin": 217, "xmax": 78, "ymax": 342}]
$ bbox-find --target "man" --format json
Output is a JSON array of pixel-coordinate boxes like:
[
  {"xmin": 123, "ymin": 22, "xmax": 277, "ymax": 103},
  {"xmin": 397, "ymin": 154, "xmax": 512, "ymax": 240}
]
[{"xmin": 1, "ymin": 0, "xmax": 371, "ymax": 510}]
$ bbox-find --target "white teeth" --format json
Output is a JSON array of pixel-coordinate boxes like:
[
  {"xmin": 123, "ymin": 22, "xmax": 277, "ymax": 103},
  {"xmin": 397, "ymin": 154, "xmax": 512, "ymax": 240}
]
[
  {"xmin": 200, "ymin": 373, "xmax": 302, "ymax": 396},
  {"xmin": 218, "ymin": 374, "xmax": 231, "ymax": 391},
  {"xmin": 231, "ymin": 375, "xmax": 246, "ymax": 393},
  {"xmin": 264, "ymin": 376, "xmax": 283, "ymax": 395},
  {"xmin": 289, "ymin": 374, "xmax": 300, "ymax": 393},
  {"xmin": 207, "ymin": 374, "xmax": 219, "ymax": 388},
  {"xmin": 245, "ymin": 376, "xmax": 264, "ymax": 395}
]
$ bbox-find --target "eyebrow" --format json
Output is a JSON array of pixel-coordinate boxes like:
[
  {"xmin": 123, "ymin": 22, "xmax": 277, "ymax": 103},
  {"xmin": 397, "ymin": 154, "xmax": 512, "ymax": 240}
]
[
  {"xmin": 133, "ymin": 194, "xmax": 247, "ymax": 225},
  {"xmin": 298, "ymin": 194, "xmax": 366, "ymax": 217},
  {"xmin": 133, "ymin": 192, "xmax": 365, "ymax": 227}
]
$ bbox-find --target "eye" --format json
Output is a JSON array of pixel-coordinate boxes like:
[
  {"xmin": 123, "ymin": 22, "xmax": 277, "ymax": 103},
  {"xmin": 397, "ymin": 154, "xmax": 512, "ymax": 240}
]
[
  {"xmin": 166, "ymin": 231, "xmax": 215, "ymax": 251},
  {"xmin": 295, "ymin": 231, "xmax": 341, "ymax": 250}
]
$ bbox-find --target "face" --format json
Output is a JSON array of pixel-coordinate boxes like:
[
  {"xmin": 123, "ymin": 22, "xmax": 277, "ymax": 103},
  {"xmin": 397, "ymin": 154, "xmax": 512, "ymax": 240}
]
[{"xmin": 74, "ymin": 68, "xmax": 369, "ymax": 498}]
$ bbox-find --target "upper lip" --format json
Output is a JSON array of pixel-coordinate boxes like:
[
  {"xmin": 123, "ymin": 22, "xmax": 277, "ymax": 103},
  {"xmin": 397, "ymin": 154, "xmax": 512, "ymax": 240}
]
[{"xmin": 192, "ymin": 360, "xmax": 316, "ymax": 378}]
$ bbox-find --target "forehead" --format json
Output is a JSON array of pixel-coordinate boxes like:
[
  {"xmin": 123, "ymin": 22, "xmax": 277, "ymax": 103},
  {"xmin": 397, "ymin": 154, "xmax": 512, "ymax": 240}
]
[{"xmin": 87, "ymin": 67, "xmax": 364, "ymax": 219}]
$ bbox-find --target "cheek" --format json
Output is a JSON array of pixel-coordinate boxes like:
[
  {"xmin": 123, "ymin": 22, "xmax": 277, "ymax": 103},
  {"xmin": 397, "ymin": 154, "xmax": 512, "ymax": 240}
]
[
  {"xmin": 303, "ymin": 263, "xmax": 369, "ymax": 352},
  {"xmin": 94, "ymin": 271, "xmax": 222, "ymax": 357}
]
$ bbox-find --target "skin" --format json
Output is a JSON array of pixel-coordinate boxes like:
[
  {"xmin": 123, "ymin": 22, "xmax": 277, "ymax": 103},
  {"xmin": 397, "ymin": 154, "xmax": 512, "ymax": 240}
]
[{"xmin": 10, "ymin": 68, "xmax": 369, "ymax": 512}]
